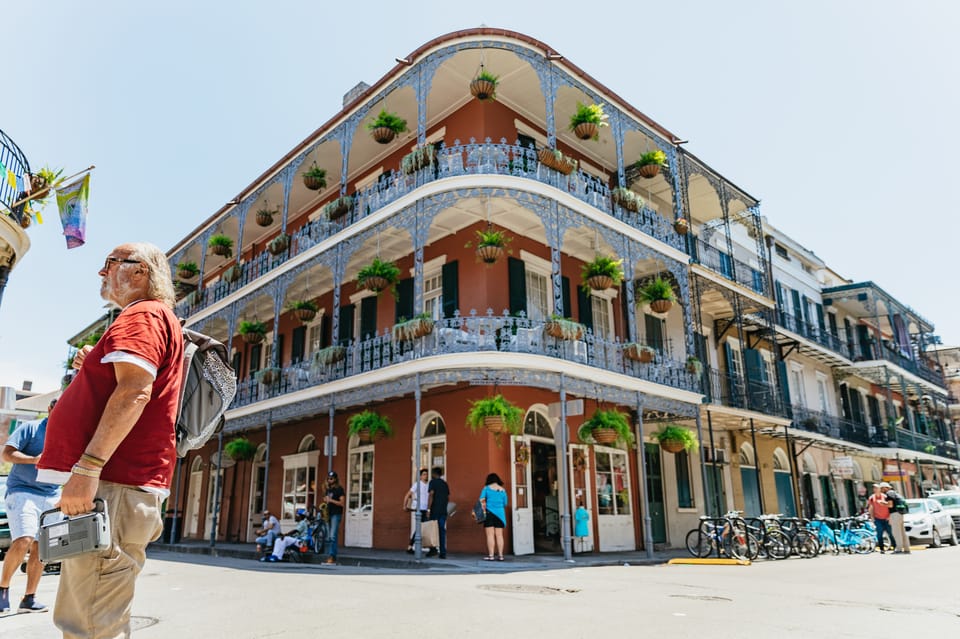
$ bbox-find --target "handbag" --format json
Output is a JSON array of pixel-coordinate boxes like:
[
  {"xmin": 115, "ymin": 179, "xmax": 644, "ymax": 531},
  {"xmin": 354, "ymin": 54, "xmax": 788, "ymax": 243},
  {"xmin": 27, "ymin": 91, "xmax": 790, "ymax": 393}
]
[
  {"xmin": 471, "ymin": 499, "xmax": 485, "ymax": 524},
  {"xmin": 421, "ymin": 519, "xmax": 440, "ymax": 548}
]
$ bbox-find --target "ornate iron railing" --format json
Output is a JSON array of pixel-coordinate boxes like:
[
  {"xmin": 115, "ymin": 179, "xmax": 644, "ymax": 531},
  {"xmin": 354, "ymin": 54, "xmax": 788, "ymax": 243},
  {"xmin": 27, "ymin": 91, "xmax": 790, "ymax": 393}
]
[
  {"xmin": 690, "ymin": 237, "xmax": 766, "ymax": 295},
  {"xmin": 702, "ymin": 366, "xmax": 786, "ymax": 417},
  {"xmin": 177, "ymin": 138, "xmax": 682, "ymax": 318},
  {"xmin": 232, "ymin": 310, "xmax": 700, "ymax": 409},
  {"xmin": 0, "ymin": 128, "xmax": 31, "ymax": 221},
  {"xmin": 775, "ymin": 310, "xmax": 852, "ymax": 359}
]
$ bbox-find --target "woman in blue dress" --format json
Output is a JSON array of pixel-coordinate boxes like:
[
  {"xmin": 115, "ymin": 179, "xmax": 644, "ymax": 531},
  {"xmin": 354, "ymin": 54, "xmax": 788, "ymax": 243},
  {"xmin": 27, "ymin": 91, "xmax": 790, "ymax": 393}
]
[{"xmin": 479, "ymin": 473, "xmax": 508, "ymax": 561}]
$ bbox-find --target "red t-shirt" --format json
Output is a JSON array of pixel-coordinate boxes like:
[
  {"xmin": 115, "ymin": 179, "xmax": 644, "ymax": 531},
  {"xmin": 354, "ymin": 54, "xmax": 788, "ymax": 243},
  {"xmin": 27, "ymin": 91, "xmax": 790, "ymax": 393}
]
[
  {"xmin": 868, "ymin": 493, "xmax": 891, "ymax": 519},
  {"xmin": 40, "ymin": 300, "xmax": 184, "ymax": 489}
]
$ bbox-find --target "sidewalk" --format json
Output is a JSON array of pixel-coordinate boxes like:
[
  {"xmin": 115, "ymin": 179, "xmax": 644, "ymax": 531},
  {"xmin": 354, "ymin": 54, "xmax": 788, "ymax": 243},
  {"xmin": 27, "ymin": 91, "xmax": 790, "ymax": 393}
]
[{"xmin": 148, "ymin": 539, "xmax": 686, "ymax": 572}]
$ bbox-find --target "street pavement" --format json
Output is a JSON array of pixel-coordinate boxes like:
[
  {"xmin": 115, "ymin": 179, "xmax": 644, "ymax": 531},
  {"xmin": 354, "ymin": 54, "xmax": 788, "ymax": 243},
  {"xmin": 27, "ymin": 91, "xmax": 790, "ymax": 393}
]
[{"xmin": 3, "ymin": 544, "xmax": 959, "ymax": 638}]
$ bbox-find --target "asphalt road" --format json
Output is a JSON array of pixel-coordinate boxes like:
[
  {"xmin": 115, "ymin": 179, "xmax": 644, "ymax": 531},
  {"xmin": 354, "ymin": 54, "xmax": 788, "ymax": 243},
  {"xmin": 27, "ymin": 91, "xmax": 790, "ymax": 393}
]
[{"xmin": 3, "ymin": 546, "xmax": 959, "ymax": 638}]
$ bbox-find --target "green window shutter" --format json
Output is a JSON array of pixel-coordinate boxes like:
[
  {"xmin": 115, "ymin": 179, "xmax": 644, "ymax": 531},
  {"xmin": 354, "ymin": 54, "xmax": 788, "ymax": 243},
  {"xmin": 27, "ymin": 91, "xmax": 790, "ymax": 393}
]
[
  {"xmin": 291, "ymin": 326, "xmax": 306, "ymax": 364},
  {"xmin": 790, "ymin": 289, "xmax": 802, "ymax": 333},
  {"xmin": 776, "ymin": 360, "xmax": 791, "ymax": 417},
  {"xmin": 866, "ymin": 395, "xmax": 881, "ymax": 427},
  {"xmin": 644, "ymin": 313, "xmax": 663, "ymax": 351},
  {"xmin": 724, "ymin": 342, "xmax": 740, "ymax": 407},
  {"xmin": 274, "ymin": 334, "xmax": 284, "ymax": 368},
  {"xmin": 231, "ymin": 351, "xmax": 242, "ymax": 381},
  {"xmin": 849, "ymin": 390, "xmax": 864, "ymax": 424},
  {"xmin": 321, "ymin": 314, "xmax": 331, "ymax": 348},
  {"xmin": 338, "ymin": 304, "xmax": 355, "ymax": 346},
  {"xmin": 743, "ymin": 348, "xmax": 768, "ymax": 412},
  {"xmin": 395, "ymin": 278, "xmax": 414, "ymax": 323},
  {"xmin": 442, "ymin": 260, "xmax": 459, "ymax": 319},
  {"xmin": 508, "ymin": 257, "xmax": 527, "ymax": 316},
  {"xmin": 360, "ymin": 296, "xmax": 378, "ymax": 340},
  {"xmin": 839, "ymin": 383, "xmax": 852, "ymax": 420},
  {"xmin": 675, "ymin": 452, "xmax": 693, "ymax": 508},
  {"xmin": 856, "ymin": 325, "xmax": 872, "ymax": 360},
  {"xmin": 561, "ymin": 275, "xmax": 571, "ymax": 319},
  {"xmin": 249, "ymin": 343, "xmax": 262, "ymax": 378},
  {"xmin": 577, "ymin": 286, "xmax": 593, "ymax": 329},
  {"xmin": 816, "ymin": 304, "xmax": 825, "ymax": 332},
  {"xmin": 774, "ymin": 281, "xmax": 785, "ymax": 323}
]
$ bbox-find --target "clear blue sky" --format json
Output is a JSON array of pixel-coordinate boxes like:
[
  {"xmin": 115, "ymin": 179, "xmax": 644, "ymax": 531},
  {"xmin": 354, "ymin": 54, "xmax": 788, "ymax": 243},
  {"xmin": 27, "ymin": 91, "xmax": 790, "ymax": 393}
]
[{"xmin": 2, "ymin": 1, "xmax": 958, "ymax": 392}]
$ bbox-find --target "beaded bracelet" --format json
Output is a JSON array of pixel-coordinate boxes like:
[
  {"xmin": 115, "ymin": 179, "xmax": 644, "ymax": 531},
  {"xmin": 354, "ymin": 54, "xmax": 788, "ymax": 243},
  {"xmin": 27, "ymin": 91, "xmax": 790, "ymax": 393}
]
[{"xmin": 71, "ymin": 464, "xmax": 102, "ymax": 478}]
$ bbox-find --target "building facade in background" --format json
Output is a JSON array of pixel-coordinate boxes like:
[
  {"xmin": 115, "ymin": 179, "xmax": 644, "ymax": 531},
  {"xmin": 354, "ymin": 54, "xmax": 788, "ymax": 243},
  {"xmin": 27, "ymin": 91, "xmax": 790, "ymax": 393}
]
[{"xmin": 66, "ymin": 29, "xmax": 959, "ymax": 555}]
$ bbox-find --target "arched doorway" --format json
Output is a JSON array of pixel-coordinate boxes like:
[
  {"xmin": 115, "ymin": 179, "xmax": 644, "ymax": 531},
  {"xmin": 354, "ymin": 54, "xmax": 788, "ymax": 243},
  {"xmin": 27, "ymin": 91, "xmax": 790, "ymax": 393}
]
[
  {"xmin": 801, "ymin": 453, "xmax": 818, "ymax": 518},
  {"xmin": 345, "ymin": 429, "xmax": 374, "ymax": 548},
  {"xmin": 246, "ymin": 443, "xmax": 268, "ymax": 541},
  {"xmin": 512, "ymin": 406, "xmax": 559, "ymax": 555},
  {"xmin": 185, "ymin": 456, "xmax": 204, "ymax": 537},
  {"xmin": 739, "ymin": 444, "xmax": 761, "ymax": 516},
  {"xmin": 772, "ymin": 448, "xmax": 796, "ymax": 517}
]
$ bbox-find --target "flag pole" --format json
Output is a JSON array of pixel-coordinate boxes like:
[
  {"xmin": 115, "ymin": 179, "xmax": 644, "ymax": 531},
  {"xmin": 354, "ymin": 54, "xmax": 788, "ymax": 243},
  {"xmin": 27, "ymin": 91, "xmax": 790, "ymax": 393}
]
[{"xmin": 1, "ymin": 165, "xmax": 96, "ymax": 211}]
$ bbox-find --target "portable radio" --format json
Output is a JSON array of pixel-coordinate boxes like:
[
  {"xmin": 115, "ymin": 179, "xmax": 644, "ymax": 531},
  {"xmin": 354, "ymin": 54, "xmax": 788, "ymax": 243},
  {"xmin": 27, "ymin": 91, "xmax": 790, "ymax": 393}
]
[{"xmin": 38, "ymin": 498, "xmax": 111, "ymax": 563}]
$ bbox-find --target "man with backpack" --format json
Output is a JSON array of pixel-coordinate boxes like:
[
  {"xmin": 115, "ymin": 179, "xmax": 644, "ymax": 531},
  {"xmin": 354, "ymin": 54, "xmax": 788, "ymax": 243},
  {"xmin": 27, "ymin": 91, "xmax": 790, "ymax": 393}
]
[
  {"xmin": 879, "ymin": 482, "xmax": 911, "ymax": 554},
  {"xmin": 38, "ymin": 242, "xmax": 185, "ymax": 638}
]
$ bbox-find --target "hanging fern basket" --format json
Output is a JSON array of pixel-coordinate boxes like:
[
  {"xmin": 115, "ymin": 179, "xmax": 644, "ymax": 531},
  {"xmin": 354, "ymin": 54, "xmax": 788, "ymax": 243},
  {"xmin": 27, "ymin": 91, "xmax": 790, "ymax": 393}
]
[
  {"xmin": 483, "ymin": 416, "xmax": 505, "ymax": 434},
  {"xmin": 363, "ymin": 275, "xmax": 390, "ymax": 292},
  {"xmin": 649, "ymin": 299, "xmax": 673, "ymax": 314},
  {"xmin": 371, "ymin": 127, "xmax": 396, "ymax": 144},
  {"xmin": 294, "ymin": 308, "xmax": 317, "ymax": 323},
  {"xmin": 470, "ymin": 78, "xmax": 497, "ymax": 101},
  {"xmin": 303, "ymin": 175, "xmax": 325, "ymax": 191},
  {"xmin": 586, "ymin": 274, "xmax": 614, "ymax": 291},
  {"xmin": 573, "ymin": 122, "xmax": 598, "ymax": 140},
  {"xmin": 476, "ymin": 244, "xmax": 504, "ymax": 264},
  {"xmin": 242, "ymin": 332, "xmax": 264, "ymax": 345},
  {"xmin": 638, "ymin": 164, "xmax": 661, "ymax": 179},
  {"xmin": 256, "ymin": 211, "xmax": 274, "ymax": 227},
  {"xmin": 660, "ymin": 439, "xmax": 686, "ymax": 454},
  {"xmin": 591, "ymin": 428, "xmax": 618, "ymax": 445},
  {"xmin": 624, "ymin": 344, "xmax": 655, "ymax": 363}
]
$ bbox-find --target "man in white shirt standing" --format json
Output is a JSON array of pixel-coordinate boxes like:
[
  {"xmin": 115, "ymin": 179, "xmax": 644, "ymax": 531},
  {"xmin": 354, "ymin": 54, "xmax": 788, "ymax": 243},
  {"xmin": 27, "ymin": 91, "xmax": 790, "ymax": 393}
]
[{"xmin": 404, "ymin": 469, "xmax": 430, "ymax": 553}]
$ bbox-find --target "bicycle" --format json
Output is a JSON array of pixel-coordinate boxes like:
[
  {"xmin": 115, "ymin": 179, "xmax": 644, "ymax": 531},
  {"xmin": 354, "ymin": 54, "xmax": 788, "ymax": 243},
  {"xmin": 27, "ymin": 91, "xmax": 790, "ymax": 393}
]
[
  {"xmin": 745, "ymin": 514, "xmax": 791, "ymax": 560},
  {"xmin": 778, "ymin": 517, "xmax": 820, "ymax": 558},
  {"xmin": 685, "ymin": 511, "xmax": 758, "ymax": 560}
]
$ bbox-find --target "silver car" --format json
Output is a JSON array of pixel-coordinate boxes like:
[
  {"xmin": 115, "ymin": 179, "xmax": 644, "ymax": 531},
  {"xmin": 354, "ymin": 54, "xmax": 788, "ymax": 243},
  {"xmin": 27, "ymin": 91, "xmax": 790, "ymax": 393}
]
[{"xmin": 903, "ymin": 498, "xmax": 958, "ymax": 547}]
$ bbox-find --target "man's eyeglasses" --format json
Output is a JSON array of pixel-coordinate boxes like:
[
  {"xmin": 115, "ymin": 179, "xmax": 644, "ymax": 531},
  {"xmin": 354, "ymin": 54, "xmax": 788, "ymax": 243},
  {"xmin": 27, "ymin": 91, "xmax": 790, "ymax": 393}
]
[{"xmin": 103, "ymin": 257, "xmax": 141, "ymax": 271}]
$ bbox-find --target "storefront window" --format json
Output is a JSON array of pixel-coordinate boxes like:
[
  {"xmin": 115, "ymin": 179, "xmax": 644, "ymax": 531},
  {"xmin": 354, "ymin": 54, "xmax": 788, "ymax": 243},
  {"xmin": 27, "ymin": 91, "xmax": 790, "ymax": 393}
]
[{"xmin": 595, "ymin": 449, "xmax": 631, "ymax": 515}]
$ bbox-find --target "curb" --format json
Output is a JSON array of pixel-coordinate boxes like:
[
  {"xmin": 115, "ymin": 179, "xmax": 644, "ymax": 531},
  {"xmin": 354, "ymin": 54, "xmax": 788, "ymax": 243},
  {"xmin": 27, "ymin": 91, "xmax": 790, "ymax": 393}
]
[{"xmin": 667, "ymin": 558, "xmax": 751, "ymax": 566}]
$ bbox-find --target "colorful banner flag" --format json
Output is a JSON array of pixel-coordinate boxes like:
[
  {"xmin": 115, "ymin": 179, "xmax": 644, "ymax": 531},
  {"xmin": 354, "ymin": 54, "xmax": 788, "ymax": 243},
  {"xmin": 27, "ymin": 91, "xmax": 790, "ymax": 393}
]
[{"xmin": 56, "ymin": 173, "xmax": 90, "ymax": 249}]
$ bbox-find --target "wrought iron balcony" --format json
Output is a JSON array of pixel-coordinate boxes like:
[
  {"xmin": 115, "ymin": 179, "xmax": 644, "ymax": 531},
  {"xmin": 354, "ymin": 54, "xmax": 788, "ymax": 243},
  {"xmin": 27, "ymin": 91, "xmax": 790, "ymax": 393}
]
[
  {"xmin": 689, "ymin": 237, "xmax": 766, "ymax": 295},
  {"xmin": 702, "ymin": 366, "xmax": 786, "ymax": 417},
  {"xmin": 850, "ymin": 340, "xmax": 946, "ymax": 388},
  {"xmin": 231, "ymin": 311, "xmax": 700, "ymax": 409},
  {"xmin": 775, "ymin": 310, "xmax": 852, "ymax": 359},
  {"xmin": 788, "ymin": 405, "xmax": 875, "ymax": 447},
  {"xmin": 177, "ymin": 139, "xmax": 682, "ymax": 319}
]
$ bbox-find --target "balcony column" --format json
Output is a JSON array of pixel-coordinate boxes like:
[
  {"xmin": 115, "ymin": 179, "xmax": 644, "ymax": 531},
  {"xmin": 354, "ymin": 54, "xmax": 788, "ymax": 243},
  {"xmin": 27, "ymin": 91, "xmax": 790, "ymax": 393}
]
[
  {"xmin": 718, "ymin": 182, "xmax": 736, "ymax": 284},
  {"xmin": 270, "ymin": 279, "xmax": 285, "ymax": 368},
  {"xmin": 235, "ymin": 200, "xmax": 250, "ymax": 265},
  {"xmin": 622, "ymin": 252, "xmax": 637, "ymax": 343},
  {"xmin": 197, "ymin": 228, "xmax": 215, "ymax": 292},
  {"xmin": 612, "ymin": 112, "xmax": 625, "ymax": 187},
  {"xmin": 883, "ymin": 366, "xmax": 898, "ymax": 445},
  {"xmin": 663, "ymin": 145, "xmax": 685, "ymax": 225},
  {"xmin": 544, "ymin": 63, "xmax": 558, "ymax": 148},
  {"xmin": 415, "ymin": 65, "xmax": 427, "ymax": 146},
  {"xmin": 869, "ymin": 289, "xmax": 885, "ymax": 361},
  {"xmin": 338, "ymin": 117, "xmax": 359, "ymax": 198},
  {"xmin": 279, "ymin": 163, "xmax": 299, "ymax": 235},
  {"xmin": 634, "ymin": 392, "xmax": 654, "ymax": 560},
  {"xmin": 331, "ymin": 244, "xmax": 345, "ymax": 345},
  {"xmin": 543, "ymin": 200, "xmax": 564, "ymax": 316},
  {"xmin": 412, "ymin": 201, "xmax": 427, "ymax": 312}
]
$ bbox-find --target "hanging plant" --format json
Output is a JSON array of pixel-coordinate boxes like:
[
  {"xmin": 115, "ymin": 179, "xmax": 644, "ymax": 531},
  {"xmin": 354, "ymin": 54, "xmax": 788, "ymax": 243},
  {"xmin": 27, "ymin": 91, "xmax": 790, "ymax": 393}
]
[
  {"xmin": 256, "ymin": 207, "xmax": 277, "ymax": 227},
  {"xmin": 347, "ymin": 410, "xmax": 394, "ymax": 443},
  {"xmin": 581, "ymin": 255, "xmax": 624, "ymax": 292},
  {"xmin": 224, "ymin": 437, "xmax": 258, "ymax": 462},
  {"xmin": 633, "ymin": 150, "xmax": 667, "ymax": 179},
  {"xmin": 654, "ymin": 424, "xmax": 698, "ymax": 454},
  {"xmin": 222, "ymin": 263, "xmax": 243, "ymax": 284},
  {"xmin": 637, "ymin": 276, "xmax": 676, "ymax": 314},
  {"xmin": 323, "ymin": 195, "xmax": 354, "ymax": 221},
  {"xmin": 301, "ymin": 163, "xmax": 328, "ymax": 191},
  {"xmin": 544, "ymin": 315, "xmax": 585, "ymax": 341},
  {"xmin": 624, "ymin": 343, "xmax": 656, "ymax": 364},
  {"xmin": 568, "ymin": 102, "xmax": 609, "ymax": 141},
  {"xmin": 313, "ymin": 345, "xmax": 346, "ymax": 367},
  {"xmin": 400, "ymin": 145, "xmax": 437, "ymax": 174},
  {"xmin": 287, "ymin": 299, "xmax": 319, "ymax": 323},
  {"xmin": 470, "ymin": 69, "xmax": 499, "ymax": 101},
  {"xmin": 466, "ymin": 394, "xmax": 523, "ymax": 437},
  {"xmin": 537, "ymin": 147, "xmax": 578, "ymax": 175},
  {"xmin": 392, "ymin": 313, "xmax": 435, "ymax": 341},
  {"xmin": 267, "ymin": 234, "xmax": 290, "ymax": 256},
  {"xmin": 208, "ymin": 234, "xmax": 233, "ymax": 258},
  {"xmin": 673, "ymin": 217, "xmax": 689, "ymax": 235},
  {"xmin": 357, "ymin": 257, "xmax": 401, "ymax": 294},
  {"xmin": 465, "ymin": 226, "xmax": 512, "ymax": 264},
  {"xmin": 611, "ymin": 187, "xmax": 644, "ymax": 213},
  {"xmin": 685, "ymin": 356, "xmax": 704, "ymax": 377},
  {"xmin": 176, "ymin": 261, "xmax": 199, "ymax": 280},
  {"xmin": 367, "ymin": 109, "xmax": 407, "ymax": 144},
  {"xmin": 578, "ymin": 409, "xmax": 634, "ymax": 446},
  {"xmin": 239, "ymin": 320, "xmax": 267, "ymax": 344}
]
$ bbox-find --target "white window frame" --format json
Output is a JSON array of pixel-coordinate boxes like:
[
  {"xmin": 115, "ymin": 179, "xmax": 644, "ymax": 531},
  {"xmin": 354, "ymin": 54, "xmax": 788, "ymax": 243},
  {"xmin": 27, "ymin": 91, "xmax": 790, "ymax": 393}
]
[
  {"xmin": 790, "ymin": 362, "xmax": 806, "ymax": 408},
  {"xmin": 816, "ymin": 373, "xmax": 830, "ymax": 414},
  {"xmin": 590, "ymin": 288, "xmax": 617, "ymax": 339},
  {"xmin": 520, "ymin": 249, "xmax": 553, "ymax": 321},
  {"xmin": 409, "ymin": 255, "xmax": 446, "ymax": 321}
]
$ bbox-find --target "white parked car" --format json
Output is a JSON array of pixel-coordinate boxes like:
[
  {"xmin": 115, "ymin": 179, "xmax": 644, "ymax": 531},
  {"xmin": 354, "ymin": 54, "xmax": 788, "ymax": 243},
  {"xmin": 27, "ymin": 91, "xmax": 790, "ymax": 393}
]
[{"xmin": 903, "ymin": 498, "xmax": 958, "ymax": 547}]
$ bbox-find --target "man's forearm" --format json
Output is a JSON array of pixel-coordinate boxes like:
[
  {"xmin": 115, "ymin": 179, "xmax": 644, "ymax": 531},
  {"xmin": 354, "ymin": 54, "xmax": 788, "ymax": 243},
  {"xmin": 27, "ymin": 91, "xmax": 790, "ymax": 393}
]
[{"xmin": 1, "ymin": 446, "xmax": 38, "ymax": 465}]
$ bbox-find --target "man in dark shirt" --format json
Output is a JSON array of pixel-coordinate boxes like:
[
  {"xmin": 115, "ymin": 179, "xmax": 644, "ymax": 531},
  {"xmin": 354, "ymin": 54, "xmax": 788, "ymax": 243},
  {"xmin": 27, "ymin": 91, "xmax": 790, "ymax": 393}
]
[
  {"xmin": 323, "ymin": 471, "xmax": 345, "ymax": 564},
  {"xmin": 427, "ymin": 467, "xmax": 450, "ymax": 558}
]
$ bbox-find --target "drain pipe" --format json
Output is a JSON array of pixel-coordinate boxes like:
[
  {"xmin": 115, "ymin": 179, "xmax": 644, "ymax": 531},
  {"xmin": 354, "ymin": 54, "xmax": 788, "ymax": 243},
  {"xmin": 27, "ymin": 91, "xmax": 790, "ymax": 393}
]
[{"xmin": 558, "ymin": 374, "xmax": 572, "ymax": 561}]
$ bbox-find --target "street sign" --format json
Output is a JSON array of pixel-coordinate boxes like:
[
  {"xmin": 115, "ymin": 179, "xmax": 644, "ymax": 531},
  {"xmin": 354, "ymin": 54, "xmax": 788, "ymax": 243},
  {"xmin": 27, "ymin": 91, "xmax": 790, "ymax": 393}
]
[{"xmin": 547, "ymin": 399, "xmax": 584, "ymax": 419}]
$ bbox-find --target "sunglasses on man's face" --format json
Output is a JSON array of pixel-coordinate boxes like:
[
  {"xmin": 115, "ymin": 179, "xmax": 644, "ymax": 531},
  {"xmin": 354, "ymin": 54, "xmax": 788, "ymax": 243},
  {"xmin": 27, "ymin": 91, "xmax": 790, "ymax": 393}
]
[{"xmin": 103, "ymin": 256, "xmax": 141, "ymax": 271}]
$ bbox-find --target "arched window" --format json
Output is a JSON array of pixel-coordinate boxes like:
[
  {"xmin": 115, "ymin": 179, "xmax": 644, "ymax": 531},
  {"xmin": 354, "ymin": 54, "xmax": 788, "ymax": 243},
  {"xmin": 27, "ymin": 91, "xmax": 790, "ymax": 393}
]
[
  {"xmin": 418, "ymin": 411, "xmax": 447, "ymax": 474},
  {"xmin": 523, "ymin": 408, "xmax": 554, "ymax": 439},
  {"xmin": 190, "ymin": 456, "xmax": 203, "ymax": 473},
  {"xmin": 738, "ymin": 443, "xmax": 756, "ymax": 467},
  {"xmin": 298, "ymin": 435, "xmax": 317, "ymax": 453},
  {"xmin": 772, "ymin": 448, "xmax": 789, "ymax": 471},
  {"xmin": 871, "ymin": 465, "xmax": 882, "ymax": 482},
  {"xmin": 254, "ymin": 443, "xmax": 267, "ymax": 463}
]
